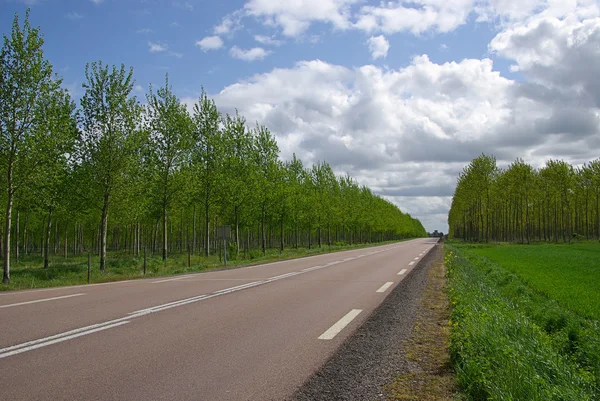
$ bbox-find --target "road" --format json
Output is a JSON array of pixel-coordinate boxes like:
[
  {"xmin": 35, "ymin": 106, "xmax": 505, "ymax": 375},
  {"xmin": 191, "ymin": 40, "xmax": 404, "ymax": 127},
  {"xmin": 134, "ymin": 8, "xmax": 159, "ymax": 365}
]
[{"xmin": 0, "ymin": 238, "xmax": 437, "ymax": 401}]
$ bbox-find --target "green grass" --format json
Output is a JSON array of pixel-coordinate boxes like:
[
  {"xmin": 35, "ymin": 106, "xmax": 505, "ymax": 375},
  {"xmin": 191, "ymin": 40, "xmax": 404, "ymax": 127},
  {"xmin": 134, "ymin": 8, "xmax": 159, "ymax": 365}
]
[
  {"xmin": 471, "ymin": 243, "xmax": 600, "ymax": 320},
  {"xmin": 446, "ymin": 244, "xmax": 600, "ymax": 400},
  {"xmin": 0, "ymin": 240, "xmax": 405, "ymax": 291}
]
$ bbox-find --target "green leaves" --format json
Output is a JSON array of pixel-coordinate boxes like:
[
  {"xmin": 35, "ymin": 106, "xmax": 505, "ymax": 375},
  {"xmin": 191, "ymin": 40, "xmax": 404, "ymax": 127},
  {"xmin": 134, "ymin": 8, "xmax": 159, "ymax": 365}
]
[{"xmin": 449, "ymin": 154, "xmax": 600, "ymax": 243}]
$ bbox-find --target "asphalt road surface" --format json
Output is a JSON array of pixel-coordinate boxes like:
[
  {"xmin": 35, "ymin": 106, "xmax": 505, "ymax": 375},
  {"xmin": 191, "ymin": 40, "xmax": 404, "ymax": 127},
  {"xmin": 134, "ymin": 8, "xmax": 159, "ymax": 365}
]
[{"xmin": 0, "ymin": 238, "xmax": 437, "ymax": 401}]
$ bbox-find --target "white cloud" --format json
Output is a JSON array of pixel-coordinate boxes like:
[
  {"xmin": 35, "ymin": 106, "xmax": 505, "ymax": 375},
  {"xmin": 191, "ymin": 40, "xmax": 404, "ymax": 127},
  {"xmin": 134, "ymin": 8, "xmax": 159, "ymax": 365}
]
[
  {"xmin": 178, "ymin": 0, "xmax": 600, "ymax": 232},
  {"xmin": 90, "ymin": 0, "xmax": 103, "ymax": 4},
  {"xmin": 196, "ymin": 36, "xmax": 224, "ymax": 51},
  {"xmin": 254, "ymin": 35, "xmax": 284, "ymax": 46},
  {"xmin": 148, "ymin": 42, "xmax": 168, "ymax": 53},
  {"xmin": 244, "ymin": 0, "xmax": 356, "ymax": 36},
  {"xmin": 66, "ymin": 11, "xmax": 83, "ymax": 20},
  {"xmin": 229, "ymin": 46, "xmax": 271, "ymax": 61},
  {"xmin": 355, "ymin": 0, "xmax": 476, "ymax": 35},
  {"xmin": 214, "ymin": 10, "xmax": 244, "ymax": 35},
  {"xmin": 367, "ymin": 35, "xmax": 389, "ymax": 59},
  {"xmin": 136, "ymin": 28, "xmax": 152, "ymax": 34}
]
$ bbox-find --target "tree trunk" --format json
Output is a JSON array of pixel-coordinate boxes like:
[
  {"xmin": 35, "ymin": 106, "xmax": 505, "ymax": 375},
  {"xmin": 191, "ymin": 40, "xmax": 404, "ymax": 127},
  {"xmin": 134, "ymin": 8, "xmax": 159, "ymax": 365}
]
[
  {"xmin": 44, "ymin": 206, "xmax": 53, "ymax": 269},
  {"xmin": 15, "ymin": 209, "xmax": 19, "ymax": 264},
  {"xmin": 205, "ymin": 196, "xmax": 210, "ymax": 257},
  {"xmin": 100, "ymin": 192, "xmax": 110, "ymax": 272},
  {"xmin": 280, "ymin": 214, "xmax": 284, "ymax": 253},
  {"xmin": 261, "ymin": 206, "xmax": 266, "ymax": 256},
  {"xmin": 235, "ymin": 205, "xmax": 240, "ymax": 256},
  {"xmin": 192, "ymin": 205, "xmax": 197, "ymax": 255},
  {"xmin": 3, "ymin": 173, "xmax": 13, "ymax": 284},
  {"xmin": 162, "ymin": 199, "xmax": 167, "ymax": 261}
]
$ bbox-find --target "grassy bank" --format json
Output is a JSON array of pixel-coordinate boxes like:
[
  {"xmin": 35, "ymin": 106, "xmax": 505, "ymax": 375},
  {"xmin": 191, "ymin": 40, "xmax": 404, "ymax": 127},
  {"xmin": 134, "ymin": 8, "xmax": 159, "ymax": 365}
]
[
  {"xmin": 0, "ymin": 240, "xmax": 404, "ymax": 291},
  {"xmin": 446, "ymin": 243, "xmax": 600, "ymax": 400}
]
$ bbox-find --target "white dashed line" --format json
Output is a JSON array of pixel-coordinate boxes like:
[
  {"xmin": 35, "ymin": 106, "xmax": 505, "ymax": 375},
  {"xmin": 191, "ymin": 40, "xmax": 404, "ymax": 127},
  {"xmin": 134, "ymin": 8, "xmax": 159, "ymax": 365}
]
[
  {"xmin": 376, "ymin": 282, "xmax": 394, "ymax": 293},
  {"xmin": 318, "ymin": 309, "xmax": 363, "ymax": 340}
]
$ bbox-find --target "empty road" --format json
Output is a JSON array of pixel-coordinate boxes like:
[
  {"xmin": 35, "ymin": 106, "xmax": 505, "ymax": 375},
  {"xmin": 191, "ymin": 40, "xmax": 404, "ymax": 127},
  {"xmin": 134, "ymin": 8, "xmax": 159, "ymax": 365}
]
[{"xmin": 0, "ymin": 238, "xmax": 437, "ymax": 400}]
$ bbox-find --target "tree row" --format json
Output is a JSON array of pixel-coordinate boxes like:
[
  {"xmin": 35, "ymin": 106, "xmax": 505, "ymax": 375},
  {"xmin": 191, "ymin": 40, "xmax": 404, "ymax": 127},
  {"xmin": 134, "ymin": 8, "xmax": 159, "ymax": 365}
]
[
  {"xmin": 0, "ymin": 11, "xmax": 426, "ymax": 283},
  {"xmin": 448, "ymin": 154, "xmax": 600, "ymax": 243}
]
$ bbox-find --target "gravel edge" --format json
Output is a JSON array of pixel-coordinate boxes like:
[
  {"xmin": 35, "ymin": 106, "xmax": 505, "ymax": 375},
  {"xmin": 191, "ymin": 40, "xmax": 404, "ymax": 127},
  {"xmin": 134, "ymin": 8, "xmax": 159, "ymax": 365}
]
[{"xmin": 291, "ymin": 241, "xmax": 443, "ymax": 401}]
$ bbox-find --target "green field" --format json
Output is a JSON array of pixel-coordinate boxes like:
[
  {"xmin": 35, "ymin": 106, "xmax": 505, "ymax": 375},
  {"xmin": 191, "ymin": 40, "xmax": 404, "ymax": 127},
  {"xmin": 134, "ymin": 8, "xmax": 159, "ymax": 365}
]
[
  {"xmin": 472, "ymin": 243, "xmax": 600, "ymax": 320},
  {"xmin": 447, "ymin": 243, "xmax": 600, "ymax": 400}
]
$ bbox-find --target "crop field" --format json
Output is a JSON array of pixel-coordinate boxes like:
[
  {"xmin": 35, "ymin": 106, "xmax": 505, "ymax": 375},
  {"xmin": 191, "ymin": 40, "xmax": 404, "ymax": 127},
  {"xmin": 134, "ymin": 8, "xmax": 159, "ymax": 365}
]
[
  {"xmin": 446, "ymin": 243, "xmax": 600, "ymax": 400},
  {"xmin": 472, "ymin": 243, "xmax": 600, "ymax": 320}
]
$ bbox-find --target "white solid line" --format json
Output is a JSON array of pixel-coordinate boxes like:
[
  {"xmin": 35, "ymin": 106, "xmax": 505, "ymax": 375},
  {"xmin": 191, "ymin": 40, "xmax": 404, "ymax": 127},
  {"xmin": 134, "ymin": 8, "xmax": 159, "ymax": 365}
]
[
  {"xmin": 376, "ymin": 282, "xmax": 394, "ymax": 293},
  {"xmin": 129, "ymin": 295, "xmax": 211, "ymax": 314},
  {"xmin": 0, "ymin": 321, "xmax": 130, "ymax": 359},
  {"xmin": 152, "ymin": 276, "xmax": 192, "ymax": 284},
  {"xmin": 0, "ymin": 293, "xmax": 85, "ymax": 309},
  {"xmin": 0, "ymin": 316, "xmax": 130, "ymax": 355},
  {"xmin": 266, "ymin": 272, "xmax": 300, "ymax": 281},
  {"xmin": 409, "ymin": 261, "xmax": 415, "ymax": 266},
  {"xmin": 214, "ymin": 281, "xmax": 264, "ymax": 294},
  {"xmin": 318, "ymin": 309, "xmax": 362, "ymax": 340},
  {"xmin": 398, "ymin": 269, "xmax": 408, "ymax": 275}
]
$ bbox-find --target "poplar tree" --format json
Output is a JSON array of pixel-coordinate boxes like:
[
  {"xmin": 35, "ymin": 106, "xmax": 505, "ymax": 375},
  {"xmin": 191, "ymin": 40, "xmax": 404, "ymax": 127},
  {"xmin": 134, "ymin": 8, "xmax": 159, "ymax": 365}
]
[
  {"xmin": 80, "ymin": 61, "xmax": 141, "ymax": 271},
  {"xmin": 0, "ymin": 10, "xmax": 62, "ymax": 283}
]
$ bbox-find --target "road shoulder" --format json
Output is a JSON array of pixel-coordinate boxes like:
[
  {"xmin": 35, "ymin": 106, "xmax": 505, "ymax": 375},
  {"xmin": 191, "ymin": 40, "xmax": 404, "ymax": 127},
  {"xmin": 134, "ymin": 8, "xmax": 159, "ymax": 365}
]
[{"xmin": 292, "ymin": 242, "xmax": 457, "ymax": 400}]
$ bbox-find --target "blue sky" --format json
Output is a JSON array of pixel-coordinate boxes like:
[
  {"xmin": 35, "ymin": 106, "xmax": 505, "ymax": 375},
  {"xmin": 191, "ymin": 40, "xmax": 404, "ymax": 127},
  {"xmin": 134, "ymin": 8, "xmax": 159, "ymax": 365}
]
[
  {"xmin": 2, "ymin": 0, "xmax": 599, "ymax": 233},
  {"xmin": 1, "ymin": 0, "xmax": 505, "ymax": 98}
]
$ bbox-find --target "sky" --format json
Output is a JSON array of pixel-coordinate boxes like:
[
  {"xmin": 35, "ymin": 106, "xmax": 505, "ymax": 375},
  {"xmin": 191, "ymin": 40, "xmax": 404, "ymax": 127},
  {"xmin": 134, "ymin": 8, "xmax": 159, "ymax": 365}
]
[{"xmin": 1, "ymin": 0, "xmax": 600, "ymax": 233}]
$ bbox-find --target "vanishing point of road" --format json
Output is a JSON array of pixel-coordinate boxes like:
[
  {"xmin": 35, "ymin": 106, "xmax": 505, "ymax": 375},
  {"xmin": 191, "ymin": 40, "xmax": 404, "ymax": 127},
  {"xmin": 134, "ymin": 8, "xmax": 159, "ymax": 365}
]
[{"xmin": 0, "ymin": 238, "xmax": 437, "ymax": 400}]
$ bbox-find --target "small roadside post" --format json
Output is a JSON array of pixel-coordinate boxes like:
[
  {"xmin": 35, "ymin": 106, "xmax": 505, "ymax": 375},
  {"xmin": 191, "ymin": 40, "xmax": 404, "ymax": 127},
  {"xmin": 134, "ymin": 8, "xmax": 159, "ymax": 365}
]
[{"xmin": 217, "ymin": 225, "xmax": 231, "ymax": 267}]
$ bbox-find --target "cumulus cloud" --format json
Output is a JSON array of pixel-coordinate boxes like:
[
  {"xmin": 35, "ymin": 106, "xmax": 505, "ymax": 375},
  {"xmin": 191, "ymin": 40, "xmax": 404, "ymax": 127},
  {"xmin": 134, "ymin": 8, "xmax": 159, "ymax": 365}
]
[
  {"xmin": 214, "ymin": 10, "xmax": 244, "ymax": 35},
  {"xmin": 244, "ymin": 0, "xmax": 356, "ymax": 36},
  {"xmin": 254, "ymin": 35, "xmax": 284, "ymax": 46},
  {"xmin": 367, "ymin": 35, "xmax": 389, "ymax": 59},
  {"xmin": 229, "ymin": 46, "xmax": 271, "ymax": 61},
  {"xmin": 148, "ymin": 42, "xmax": 168, "ymax": 53},
  {"xmin": 196, "ymin": 36, "xmax": 224, "ymax": 51},
  {"xmin": 182, "ymin": 1, "xmax": 600, "ymax": 231}
]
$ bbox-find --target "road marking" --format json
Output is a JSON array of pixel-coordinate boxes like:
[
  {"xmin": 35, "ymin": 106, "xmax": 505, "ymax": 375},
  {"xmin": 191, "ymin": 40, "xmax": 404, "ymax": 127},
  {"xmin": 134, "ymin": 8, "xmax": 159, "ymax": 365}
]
[
  {"xmin": 414, "ymin": 257, "xmax": 419, "ymax": 260},
  {"xmin": 302, "ymin": 265, "xmax": 323, "ymax": 272},
  {"xmin": 376, "ymin": 282, "xmax": 394, "ymax": 293},
  {"xmin": 0, "ymin": 240, "xmax": 419, "ymax": 357},
  {"xmin": 318, "ymin": 309, "xmax": 362, "ymax": 340},
  {"xmin": 214, "ymin": 281, "xmax": 264, "ymax": 294},
  {"xmin": 129, "ymin": 295, "xmax": 212, "ymax": 314},
  {"xmin": 266, "ymin": 272, "xmax": 300, "ymax": 281},
  {"xmin": 0, "ymin": 293, "xmax": 85, "ymax": 309},
  {"xmin": 152, "ymin": 276, "xmax": 193, "ymax": 284},
  {"xmin": 409, "ymin": 261, "xmax": 415, "ymax": 266},
  {"xmin": 343, "ymin": 257, "xmax": 354, "ymax": 261},
  {"xmin": 0, "ymin": 321, "xmax": 130, "ymax": 359},
  {"xmin": 397, "ymin": 269, "xmax": 408, "ymax": 275}
]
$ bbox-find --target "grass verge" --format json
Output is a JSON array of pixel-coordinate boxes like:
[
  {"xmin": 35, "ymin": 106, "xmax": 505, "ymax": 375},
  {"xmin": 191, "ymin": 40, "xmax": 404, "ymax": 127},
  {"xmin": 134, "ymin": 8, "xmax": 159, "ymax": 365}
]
[
  {"xmin": 446, "ymin": 244, "xmax": 600, "ymax": 400},
  {"xmin": 0, "ymin": 240, "xmax": 406, "ymax": 291},
  {"xmin": 386, "ymin": 247, "xmax": 459, "ymax": 400}
]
